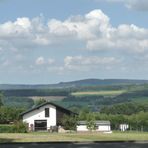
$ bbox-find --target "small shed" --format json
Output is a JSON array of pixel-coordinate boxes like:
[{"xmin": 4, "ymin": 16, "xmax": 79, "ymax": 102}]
[
  {"xmin": 119, "ymin": 124, "xmax": 129, "ymax": 131},
  {"xmin": 77, "ymin": 120, "xmax": 111, "ymax": 132}
]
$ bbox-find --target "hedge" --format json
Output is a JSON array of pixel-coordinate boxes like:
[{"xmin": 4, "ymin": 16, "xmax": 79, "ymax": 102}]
[{"xmin": 0, "ymin": 121, "xmax": 27, "ymax": 133}]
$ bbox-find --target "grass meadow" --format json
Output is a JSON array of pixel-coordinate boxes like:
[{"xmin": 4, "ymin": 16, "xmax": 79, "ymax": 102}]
[{"xmin": 0, "ymin": 132, "xmax": 148, "ymax": 143}]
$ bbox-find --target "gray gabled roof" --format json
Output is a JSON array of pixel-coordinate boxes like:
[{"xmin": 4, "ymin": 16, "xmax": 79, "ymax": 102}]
[
  {"xmin": 77, "ymin": 120, "xmax": 110, "ymax": 125},
  {"xmin": 20, "ymin": 102, "xmax": 77, "ymax": 116}
]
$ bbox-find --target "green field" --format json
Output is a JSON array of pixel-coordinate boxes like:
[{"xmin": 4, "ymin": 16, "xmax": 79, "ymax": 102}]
[
  {"xmin": 71, "ymin": 90, "xmax": 125, "ymax": 97},
  {"xmin": 132, "ymin": 97, "xmax": 148, "ymax": 104},
  {"xmin": 0, "ymin": 132, "xmax": 148, "ymax": 143}
]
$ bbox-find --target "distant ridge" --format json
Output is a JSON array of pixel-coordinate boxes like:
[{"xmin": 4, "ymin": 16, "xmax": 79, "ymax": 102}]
[{"xmin": 1, "ymin": 78, "xmax": 148, "ymax": 90}]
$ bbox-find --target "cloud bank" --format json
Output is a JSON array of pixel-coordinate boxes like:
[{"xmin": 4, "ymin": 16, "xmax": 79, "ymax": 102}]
[
  {"xmin": 0, "ymin": 9, "xmax": 148, "ymax": 54},
  {"xmin": 0, "ymin": 9, "xmax": 148, "ymax": 80}
]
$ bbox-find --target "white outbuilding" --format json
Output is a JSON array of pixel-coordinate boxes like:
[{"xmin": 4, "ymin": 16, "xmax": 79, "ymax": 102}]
[
  {"xmin": 21, "ymin": 102, "xmax": 76, "ymax": 131},
  {"xmin": 119, "ymin": 124, "xmax": 129, "ymax": 132},
  {"xmin": 77, "ymin": 121, "xmax": 111, "ymax": 132}
]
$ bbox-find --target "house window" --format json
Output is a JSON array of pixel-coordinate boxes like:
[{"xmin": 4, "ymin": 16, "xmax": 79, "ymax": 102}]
[{"xmin": 45, "ymin": 108, "xmax": 49, "ymax": 117}]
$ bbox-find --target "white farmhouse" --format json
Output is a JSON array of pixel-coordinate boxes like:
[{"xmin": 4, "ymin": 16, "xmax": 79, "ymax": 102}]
[
  {"xmin": 21, "ymin": 102, "xmax": 76, "ymax": 131},
  {"xmin": 77, "ymin": 121, "xmax": 111, "ymax": 132}
]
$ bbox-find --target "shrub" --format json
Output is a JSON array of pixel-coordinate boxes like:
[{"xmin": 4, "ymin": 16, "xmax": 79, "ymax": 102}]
[
  {"xmin": 0, "ymin": 124, "xmax": 14, "ymax": 133},
  {"xmin": 0, "ymin": 121, "xmax": 28, "ymax": 133},
  {"xmin": 12, "ymin": 121, "xmax": 28, "ymax": 133},
  {"xmin": 62, "ymin": 115, "xmax": 77, "ymax": 131}
]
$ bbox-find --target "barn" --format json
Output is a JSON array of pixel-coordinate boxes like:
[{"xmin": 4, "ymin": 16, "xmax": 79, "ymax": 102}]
[{"xmin": 21, "ymin": 102, "xmax": 76, "ymax": 131}]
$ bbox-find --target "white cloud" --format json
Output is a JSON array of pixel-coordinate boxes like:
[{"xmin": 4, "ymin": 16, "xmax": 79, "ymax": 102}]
[
  {"xmin": 1, "ymin": 9, "xmax": 148, "ymax": 77},
  {"xmin": 64, "ymin": 56, "xmax": 120, "ymax": 71},
  {"xmin": 95, "ymin": 0, "xmax": 148, "ymax": 11},
  {"xmin": 35, "ymin": 56, "xmax": 45, "ymax": 65},
  {"xmin": 125, "ymin": 0, "xmax": 148, "ymax": 11},
  {"xmin": 86, "ymin": 22, "xmax": 148, "ymax": 53},
  {"xmin": 0, "ymin": 9, "xmax": 148, "ymax": 54},
  {"xmin": 0, "ymin": 17, "xmax": 31, "ymax": 39},
  {"xmin": 48, "ymin": 58, "xmax": 55, "ymax": 65},
  {"xmin": 35, "ymin": 56, "xmax": 54, "ymax": 66},
  {"xmin": 15, "ymin": 17, "xmax": 31, "ymax": 29},
  {"xmin": 64, "ymin": 9, "xmax": 110, "ymax": 40}
]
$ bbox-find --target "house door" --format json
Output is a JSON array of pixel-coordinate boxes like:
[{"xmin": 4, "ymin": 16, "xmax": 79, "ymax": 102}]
[{"xmin": 34, "ymin": 120, "xmax": 47, "ymax": 131}]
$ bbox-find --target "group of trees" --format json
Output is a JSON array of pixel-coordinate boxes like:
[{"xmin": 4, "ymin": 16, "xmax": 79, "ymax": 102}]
[
  {"xmin": 94, "ymin": 112, "xmax": 148, "ymax": 131},
  {"xmin": 2, "ymin": 89, "xmax": 69, "ymax": 97},
  {"xmin": 0, "ymin": 91, "xmax": 26, "ymax": 124},
  {"xmin": 3, "ymin": 97, "xmax": 34, "ymax": 108},
  {"xmin": 0, "ymin": 106, "xmax": 25, "ymax": 124},
  {"xmin": 100, "ymin": 102, "xmax": 148, "ymax": 115},
  {"xmin": 62, "ymin": 94, "xmax": 131, "ymax": 112},
  {"xmin": 62, "ymin": 107, "xmax": 148, "ymax": 132}
]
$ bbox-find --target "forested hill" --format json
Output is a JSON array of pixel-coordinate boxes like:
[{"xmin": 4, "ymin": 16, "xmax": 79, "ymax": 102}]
[
  {"xmin": 1, "ymin": 79, "xmax": 148, "ymax": 90},
  {"xmin": 58, "ymin": 79, "xmax": 148, "ymax": 87}
]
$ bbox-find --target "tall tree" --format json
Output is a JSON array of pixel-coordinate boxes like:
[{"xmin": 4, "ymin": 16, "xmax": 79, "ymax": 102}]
[
  {"xmin": 35, "ymin": 98, "xmax": 47, "ymax": 106},
  {"xmin": 86, "ymin": 113, "xmax": 96, "ymax": 131}
]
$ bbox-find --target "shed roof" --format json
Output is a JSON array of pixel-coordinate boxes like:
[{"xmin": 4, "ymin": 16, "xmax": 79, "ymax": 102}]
[{"xmin": 77, "ymin": 120, "xmax": 110, "ymax": 125}]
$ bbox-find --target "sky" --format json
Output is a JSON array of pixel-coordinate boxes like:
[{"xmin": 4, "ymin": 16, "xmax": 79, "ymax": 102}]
[{"xmin": 0, "ymin": 0, "xmax": 148, "ymax": 84}]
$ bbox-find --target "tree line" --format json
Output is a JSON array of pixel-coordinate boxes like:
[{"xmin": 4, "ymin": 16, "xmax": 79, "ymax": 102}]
[
  {"xmin": 100, "ymin": 102, "xmax": 148, "ymax": 115},
  {"xmin": 62, "ymin": 104, "xmax": 148, "ymax": 132},
  {"xmin": 2, "ymin": 89, "xmax": 70, "ymax": 97}
]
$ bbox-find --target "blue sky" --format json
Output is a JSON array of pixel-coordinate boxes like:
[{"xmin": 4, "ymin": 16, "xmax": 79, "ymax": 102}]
[{"xmin": 0, "ymin": 0, "xmax": 148, "ymax": 84}]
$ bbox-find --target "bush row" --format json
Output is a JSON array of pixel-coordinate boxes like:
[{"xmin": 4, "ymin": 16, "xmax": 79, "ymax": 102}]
[{"xmin": 0, "ymin": 121, "xmax": 27, "ymax": 133}]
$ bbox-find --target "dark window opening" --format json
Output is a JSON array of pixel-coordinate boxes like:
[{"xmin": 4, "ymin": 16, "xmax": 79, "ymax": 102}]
[
  {"xmin": 34, "ymin": 120, "xmax": 47, "ymax": 131},
  {"xmin": 45, "ymin": 108, "xmax": 49, "ymax": 117}
]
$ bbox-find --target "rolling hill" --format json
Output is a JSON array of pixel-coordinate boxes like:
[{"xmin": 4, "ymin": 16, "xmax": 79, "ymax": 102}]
[
  {"xmin": 1, "ymin": 79, "xmax": 148, "ymax": 111},
  {"xmin": 1, "ymin": 78, "xmax": 148, "ymax": 90}
]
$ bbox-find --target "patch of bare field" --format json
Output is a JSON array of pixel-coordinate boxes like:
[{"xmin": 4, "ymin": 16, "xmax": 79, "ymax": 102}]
[{"xmin": 29, "ymin": 96, "xmax": 66, "ymax": 101}]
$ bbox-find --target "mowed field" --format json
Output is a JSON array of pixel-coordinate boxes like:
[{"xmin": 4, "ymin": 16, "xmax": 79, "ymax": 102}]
[
  {"xmin": 0, "ymin": 132, "xmax": 148, "ymax": 143},
  {"xmin": 71, "ymin": 90, "xmax": 125, "ymax": 97}
]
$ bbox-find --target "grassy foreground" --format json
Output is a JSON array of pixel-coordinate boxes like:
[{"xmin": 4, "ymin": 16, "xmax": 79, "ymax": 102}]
[{"xmin": 0, "ymin": 132, "xmax": 148, "ymax": 143}]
